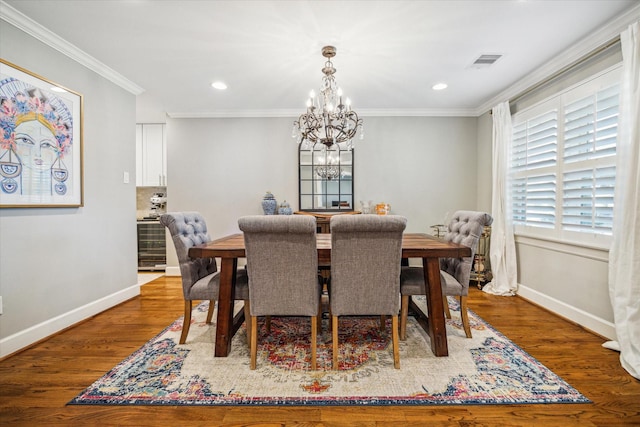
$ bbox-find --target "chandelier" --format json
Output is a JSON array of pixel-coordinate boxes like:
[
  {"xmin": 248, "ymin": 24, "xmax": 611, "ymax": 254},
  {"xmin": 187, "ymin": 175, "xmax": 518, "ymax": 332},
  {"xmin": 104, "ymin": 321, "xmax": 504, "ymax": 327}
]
[
  {"xmin": 315, "ymin": 149, "xmax": 341, "ymax": 180},
  {"xmin": 316, "ymin": 164, "xmax": 340, "ymax": 180},
  {"xmin": 293, "ymin": 46, "xmax": 363, "ymax": 151}
]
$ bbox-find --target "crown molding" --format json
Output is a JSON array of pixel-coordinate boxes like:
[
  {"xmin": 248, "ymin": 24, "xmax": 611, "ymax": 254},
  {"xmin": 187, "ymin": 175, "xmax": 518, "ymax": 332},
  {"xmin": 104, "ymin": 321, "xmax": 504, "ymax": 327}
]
[
  {"xmin": 167, "ymin": 108, "xmax": 478, "ymax": 119},
  {"xmin": 0, "ymin": 1, "xmax": 144, "ymax": 95},
  {"xmin": 476, "ymin": 3, "xmax": 640, "ymax": 115}
]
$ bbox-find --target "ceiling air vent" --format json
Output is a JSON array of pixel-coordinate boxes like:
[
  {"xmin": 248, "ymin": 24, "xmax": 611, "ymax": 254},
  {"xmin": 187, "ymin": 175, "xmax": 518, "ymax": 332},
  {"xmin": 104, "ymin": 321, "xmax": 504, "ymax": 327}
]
[{"xmin": 471, "ymin": 54, "xmax": 502, "ymax": 68}]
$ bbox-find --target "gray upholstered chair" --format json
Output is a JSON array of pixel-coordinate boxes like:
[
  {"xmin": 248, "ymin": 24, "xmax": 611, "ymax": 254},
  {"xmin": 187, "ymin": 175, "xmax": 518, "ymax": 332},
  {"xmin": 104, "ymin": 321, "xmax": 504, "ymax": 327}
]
[
  {"xmin": 160, "ymin": 212, "xmax": 250, "ymax": 345},
  {"xmin": 400, "ymin": 210, "xmax": 493, "ymax": 340},
  {"xmin": 329, "ymin": 214, "xmax": 407, "ymax": 370},
  {"xmin": 238, "ymin": 215, "xmax": 321, "ymax": 370}
]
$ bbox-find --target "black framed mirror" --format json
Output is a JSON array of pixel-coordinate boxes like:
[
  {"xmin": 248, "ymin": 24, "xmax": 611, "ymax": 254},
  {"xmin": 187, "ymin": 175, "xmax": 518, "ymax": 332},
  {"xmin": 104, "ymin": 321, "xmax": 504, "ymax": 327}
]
[{"xmin": 299, "ymin": 144, "xmax": 353, "ymax": 212}]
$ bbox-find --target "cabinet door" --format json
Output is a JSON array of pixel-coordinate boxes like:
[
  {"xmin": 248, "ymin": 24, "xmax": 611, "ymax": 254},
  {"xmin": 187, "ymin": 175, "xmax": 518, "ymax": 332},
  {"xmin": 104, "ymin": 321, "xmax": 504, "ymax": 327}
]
[{"xmin": 141, "ymin": 124, "xmax": 166, "ymax": 186}]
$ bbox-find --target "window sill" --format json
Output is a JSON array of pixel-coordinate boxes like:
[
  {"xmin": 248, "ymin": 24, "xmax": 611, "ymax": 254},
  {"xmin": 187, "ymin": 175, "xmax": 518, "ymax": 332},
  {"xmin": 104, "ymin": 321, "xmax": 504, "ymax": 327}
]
[{"xmin": 514, "ymin": 232, "xmax": 609, "ymax": 262}]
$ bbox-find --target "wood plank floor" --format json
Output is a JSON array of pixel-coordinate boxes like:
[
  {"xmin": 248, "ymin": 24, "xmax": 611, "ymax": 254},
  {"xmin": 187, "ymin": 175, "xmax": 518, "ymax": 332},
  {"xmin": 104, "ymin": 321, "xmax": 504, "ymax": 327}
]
[{"xmin": 1, "ymin": 276, "xmax": 639, "ymax": 426}]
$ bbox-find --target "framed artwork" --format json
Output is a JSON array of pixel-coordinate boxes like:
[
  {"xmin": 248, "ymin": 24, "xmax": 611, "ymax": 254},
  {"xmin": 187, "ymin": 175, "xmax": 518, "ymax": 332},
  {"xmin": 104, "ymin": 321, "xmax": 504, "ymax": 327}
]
[{"xmin": 0, "ymin": 59, "xmax": 83, "ymax": 208}]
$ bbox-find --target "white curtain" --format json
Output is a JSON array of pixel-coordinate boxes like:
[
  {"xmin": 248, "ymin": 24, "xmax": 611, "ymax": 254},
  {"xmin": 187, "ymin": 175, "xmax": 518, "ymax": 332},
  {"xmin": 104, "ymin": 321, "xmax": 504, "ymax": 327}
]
[
  {"xmin": 606, "ymin": 21, "xmax": 640, "ymax": 380},
  {"xmin": 483, "ymin": 102, "xmax": 518, "ymax": 296}
]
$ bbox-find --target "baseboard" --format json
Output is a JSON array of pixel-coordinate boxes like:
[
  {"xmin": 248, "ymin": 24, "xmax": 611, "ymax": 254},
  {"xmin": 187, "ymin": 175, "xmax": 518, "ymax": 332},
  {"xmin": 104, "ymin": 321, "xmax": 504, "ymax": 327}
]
[
  {"xmin": 516, "ymin": 284, "xmax": 616, "ymax": 340},
  {"xmin": 165, "ymin": 266, "xmax": 180, "ymax": 276},
  {"xmin": 0, "ymin": 284, "xmax": 140, "ymax": 359}
]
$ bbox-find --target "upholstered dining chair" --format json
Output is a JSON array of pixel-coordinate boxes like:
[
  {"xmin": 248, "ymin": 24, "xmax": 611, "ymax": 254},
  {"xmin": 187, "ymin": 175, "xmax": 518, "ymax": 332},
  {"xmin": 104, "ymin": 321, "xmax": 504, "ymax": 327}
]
[
  {"xmin": 399, "ymin": 210, "xmax": 493, "ymax": 340},
  {"xmin": 329, "ymin": 214, "xmax": 407, "ymax": 370},
  {"xmin": 238, "ymin": 215, "xmax": 322, "ymax": 370},
  {"xmin": 160, "ymin": 212, "xmax": 250, "ymax": 345}
]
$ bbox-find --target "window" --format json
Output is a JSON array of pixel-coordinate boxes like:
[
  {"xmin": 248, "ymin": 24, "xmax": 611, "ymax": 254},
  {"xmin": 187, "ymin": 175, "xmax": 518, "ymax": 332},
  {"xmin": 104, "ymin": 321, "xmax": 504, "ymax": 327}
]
[{"xmin": 510, "ymin": 67, "xmax": 620, "ymax": 248}]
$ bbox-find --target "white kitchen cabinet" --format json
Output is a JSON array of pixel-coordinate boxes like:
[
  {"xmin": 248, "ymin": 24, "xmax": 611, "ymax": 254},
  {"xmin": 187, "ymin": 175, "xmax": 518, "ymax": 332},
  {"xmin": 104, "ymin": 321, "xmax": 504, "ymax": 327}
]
[{"xmin": 136, "ymin": 123, "xmax": 167, "ymax": 186}]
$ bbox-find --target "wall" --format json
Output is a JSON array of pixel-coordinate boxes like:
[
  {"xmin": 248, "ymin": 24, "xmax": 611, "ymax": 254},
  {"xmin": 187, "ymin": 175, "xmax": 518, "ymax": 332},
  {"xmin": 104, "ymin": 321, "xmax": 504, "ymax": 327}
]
[
  {"xmin": 475, "ymin": 111, "xmax": 493, "ymax": 213},
  {"xmin": 164, "ymin": 115, "xmax": 478, "ymax": 271},
  {"xmin": 0, "ymin": 23, "xmax": 138, "ymax": 357}
]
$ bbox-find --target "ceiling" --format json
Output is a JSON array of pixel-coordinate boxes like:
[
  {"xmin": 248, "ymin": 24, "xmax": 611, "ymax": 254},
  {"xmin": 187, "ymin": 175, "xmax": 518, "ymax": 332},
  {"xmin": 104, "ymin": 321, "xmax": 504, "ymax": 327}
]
[{"xmin": 2, "ymin": 0, "xmax": 639, "ymax": 121}]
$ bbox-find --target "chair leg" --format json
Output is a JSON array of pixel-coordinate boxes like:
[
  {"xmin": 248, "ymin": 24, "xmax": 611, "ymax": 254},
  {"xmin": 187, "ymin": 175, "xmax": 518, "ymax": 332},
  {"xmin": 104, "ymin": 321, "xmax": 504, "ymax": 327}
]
[
  {"xmin": 332, "ymin": 316, "xmax": 339, "ymax": 370},
  {"xmin": 459, "ymin": 296, "xmax": 472, "ymax": 338},
  {"xmin": 400, "ymin": 295, "xmax": 409, "ymax": 341},
  {"xmin": 311, "ymin": 316, "xmax": 317, "ymax": 370},
  {"xmin": 392, "ymin": 315, "xmax": 400, "ymax": 369},
  {"xmin": 380, "ymin": 315, "xmax": 386, "ymax": 331},
  {"xmin": 317, "ymin": 303, "xmax": 322, "ymax": 334},
  {"xmin": 443, "ymin": 294, "xmax": 452, "ymax": 319},
  {"xmin": 179, "ymin": 300, "xmax": 193, "ymax": 344},
  {"xmin": 265, "ymin": 315, "xmax": 272, "ymax": 333},
  {"xmin": 244, "ymin": 300, "xmax": 251, "ymax": 350},
  {"xmin": 206, "ymin": 299, "xmax": 215, "ymax": 324},
  {"xmin": 250, "ymin": 315, "xmax": 258, "ymax": 370}
]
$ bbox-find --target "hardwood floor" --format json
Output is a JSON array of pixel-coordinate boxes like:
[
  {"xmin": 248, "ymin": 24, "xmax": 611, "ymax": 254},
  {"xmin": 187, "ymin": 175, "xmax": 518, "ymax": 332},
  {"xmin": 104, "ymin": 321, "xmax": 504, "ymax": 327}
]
[{"xmin": 1, "ymin": 276, "xmax": 639, "ymax": 426}]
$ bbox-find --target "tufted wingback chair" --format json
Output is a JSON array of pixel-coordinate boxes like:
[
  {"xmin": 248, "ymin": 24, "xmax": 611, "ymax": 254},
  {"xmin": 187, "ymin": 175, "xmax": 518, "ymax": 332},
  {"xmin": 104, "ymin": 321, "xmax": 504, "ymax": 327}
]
[
  {"xmin": 329, "ymin": 214, "xmax": 407, "ymax": 369},
  {"xmin": 160, "ymin": 212, "xmax": 249, "ymax": 345},
  {"xmin": 238, "ymin": 215, "xmax": 322, "ymax": 370},
  {"xmin": 400, "ymin": 210, "xmax": 493, "ymax": 339}
]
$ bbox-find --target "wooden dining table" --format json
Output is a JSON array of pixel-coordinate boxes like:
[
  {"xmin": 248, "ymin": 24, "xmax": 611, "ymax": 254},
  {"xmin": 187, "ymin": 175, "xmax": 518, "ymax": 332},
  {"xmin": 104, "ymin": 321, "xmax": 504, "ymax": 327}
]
[{"xmin": 188, "ymin": 232, "xmax": 471, "ymax": 358}]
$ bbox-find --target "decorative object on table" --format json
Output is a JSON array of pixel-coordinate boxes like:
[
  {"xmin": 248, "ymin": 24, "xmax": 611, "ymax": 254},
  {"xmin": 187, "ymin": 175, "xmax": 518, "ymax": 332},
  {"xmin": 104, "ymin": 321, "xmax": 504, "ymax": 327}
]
[
  {"xmin": 360, "ymin": 200, "xmax": 372, "ymax": 214},
  {"xmin": 278, "ymin": 200, "xmax": 293, "ymax": 215},
  {"xmin": 261, "ymin": 191, "xmax": 277, "ymax": 215},
  {"xmin": 292, "ymin": 46, "xmax": 363, "ymax": 151},
  {"xmin": 0, "ymin": 59, "xmax": 83, "ymax": 208},
  {"xmin": 69, "ymin": 296, "xmax": 589, "ymax": 407},
  {"xmin": 375, "ymin": 203, "xmax": 390, "ymax": 215},
  {"xmin": 430, "ymin": 224, "xmax": 448, "ymax": 238}
]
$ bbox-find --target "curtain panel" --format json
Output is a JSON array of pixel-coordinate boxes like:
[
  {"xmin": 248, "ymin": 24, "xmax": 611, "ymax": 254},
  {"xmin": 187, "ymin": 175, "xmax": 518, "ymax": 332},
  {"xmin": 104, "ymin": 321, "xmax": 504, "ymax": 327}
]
[
  {"xmin": 607, "ymin": 21, "xmax": 640, "ymax": 380},
  {"xmin": 483, "ymin": 102, "xmax": 518, "ymax": 296}
]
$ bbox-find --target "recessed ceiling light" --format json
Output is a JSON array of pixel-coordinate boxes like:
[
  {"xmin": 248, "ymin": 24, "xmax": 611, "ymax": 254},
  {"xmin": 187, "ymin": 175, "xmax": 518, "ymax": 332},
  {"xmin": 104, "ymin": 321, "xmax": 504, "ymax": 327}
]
[
  {"xmin": 211, "ymin": 81, "xmax": 227, "ymax": 90},
  {"xmin": 432, "ymin": 83, "xmax": 448, "ymax": 91}
]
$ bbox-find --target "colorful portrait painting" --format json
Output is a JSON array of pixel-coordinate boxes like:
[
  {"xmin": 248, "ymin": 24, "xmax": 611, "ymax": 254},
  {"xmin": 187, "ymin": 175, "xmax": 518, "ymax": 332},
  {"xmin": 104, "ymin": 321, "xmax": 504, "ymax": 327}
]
[{"xmin": 0, "ymin": 59, "xmax": 83, "ymax": 207}]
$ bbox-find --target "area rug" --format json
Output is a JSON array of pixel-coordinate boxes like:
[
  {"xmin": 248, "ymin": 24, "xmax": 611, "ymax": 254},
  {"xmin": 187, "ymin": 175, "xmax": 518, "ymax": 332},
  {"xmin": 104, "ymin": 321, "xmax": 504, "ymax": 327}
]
[{"xmin": 69, "ymin": 297, "xmax": 589, "ymax": 406}]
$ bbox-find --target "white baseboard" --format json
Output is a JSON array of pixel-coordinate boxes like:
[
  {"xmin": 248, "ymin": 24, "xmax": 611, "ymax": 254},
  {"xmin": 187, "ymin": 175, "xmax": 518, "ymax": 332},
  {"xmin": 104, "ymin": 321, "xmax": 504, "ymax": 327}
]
[
  {"xmin": 516, "ymin": 284, "xmax": 616, "ymax": 340},
  {"xmin": 165, "ymin": 266, "xmax": 180, "ymax": 276},
  {"xmin": 0, "ymin": 284, "xmax": 140, "ymax": 359}
]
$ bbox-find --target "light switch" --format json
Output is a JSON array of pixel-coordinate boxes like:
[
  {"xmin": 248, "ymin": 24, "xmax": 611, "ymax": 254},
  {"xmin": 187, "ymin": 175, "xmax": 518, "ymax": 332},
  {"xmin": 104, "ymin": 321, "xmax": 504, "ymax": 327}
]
[{"xmin": 123, "ymin": 171, "xmax": 130, "ymax": 184}]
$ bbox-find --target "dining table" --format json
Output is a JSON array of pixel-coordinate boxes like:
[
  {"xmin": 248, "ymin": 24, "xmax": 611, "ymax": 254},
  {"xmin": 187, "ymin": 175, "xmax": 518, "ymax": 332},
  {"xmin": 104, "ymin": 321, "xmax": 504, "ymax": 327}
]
[{"xmin": 188, "ymin": 232, "xmax": 471, "ymax": 358}]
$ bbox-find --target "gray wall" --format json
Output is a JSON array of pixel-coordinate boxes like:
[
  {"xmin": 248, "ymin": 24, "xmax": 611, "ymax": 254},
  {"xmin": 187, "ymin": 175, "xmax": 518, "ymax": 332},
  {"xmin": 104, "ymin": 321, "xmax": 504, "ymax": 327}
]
[
  {"xmin": 0, "ymin": 23, "xmax": 138, "ymax": 356},
  {"xmin": 475, "ymin": 112, "xmax": 493, "ymax": 213}
]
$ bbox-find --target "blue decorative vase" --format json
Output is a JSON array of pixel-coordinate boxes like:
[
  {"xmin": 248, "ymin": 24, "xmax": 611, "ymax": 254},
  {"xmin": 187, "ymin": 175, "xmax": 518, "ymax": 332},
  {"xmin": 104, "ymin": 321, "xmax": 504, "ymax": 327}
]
[
  {"xmin": 278, "ymin": 200, "xmax": 293, "ymax": 215},
  {"xmin": 262, "ymin": 191, "xmax": 277, "ymax": 215}
]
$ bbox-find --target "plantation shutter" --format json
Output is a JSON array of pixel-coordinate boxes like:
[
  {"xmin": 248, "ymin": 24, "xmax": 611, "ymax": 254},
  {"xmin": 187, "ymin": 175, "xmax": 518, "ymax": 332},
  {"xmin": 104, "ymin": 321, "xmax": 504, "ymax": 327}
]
[
  {"xmin": 510, "ymin": 111, "xmax": 558, "ymax": 228},
  {"xmin": 561, "ymin": 84, "xmax": 618, "ymax": 235}
]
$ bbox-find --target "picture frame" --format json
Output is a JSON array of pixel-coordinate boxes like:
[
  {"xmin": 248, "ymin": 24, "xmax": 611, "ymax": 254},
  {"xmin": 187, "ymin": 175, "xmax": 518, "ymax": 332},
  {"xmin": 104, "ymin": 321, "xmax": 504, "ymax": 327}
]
[{"xmin": 0, "ymin": 59, "xmax": 83, "ymax": 208}]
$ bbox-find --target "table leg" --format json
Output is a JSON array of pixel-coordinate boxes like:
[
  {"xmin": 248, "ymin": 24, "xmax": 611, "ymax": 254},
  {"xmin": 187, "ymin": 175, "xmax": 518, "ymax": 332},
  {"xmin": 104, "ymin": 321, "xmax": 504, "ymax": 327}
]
[
  {"xmin": 214, "ymin": 257, "xmax": 238, "ymax": 357},
  {"xmin": 423, "ymin": 257, "xmax": 448, "ymax": 356}
]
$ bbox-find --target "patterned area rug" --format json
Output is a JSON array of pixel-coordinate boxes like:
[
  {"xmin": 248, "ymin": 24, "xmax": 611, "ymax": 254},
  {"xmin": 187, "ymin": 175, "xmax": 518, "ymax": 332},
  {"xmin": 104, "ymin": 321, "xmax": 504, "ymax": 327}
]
[{"xmin": 69, "ymin": 297, "xmax": 589, "ymax": 406}]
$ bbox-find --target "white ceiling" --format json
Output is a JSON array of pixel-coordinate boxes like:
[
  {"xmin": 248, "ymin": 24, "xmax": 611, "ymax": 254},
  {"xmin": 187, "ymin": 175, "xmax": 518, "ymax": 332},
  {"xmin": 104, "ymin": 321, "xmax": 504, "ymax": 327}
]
[{"xmin": 2, "ymin": 0, "xmax": 639, "ymax": 121}]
